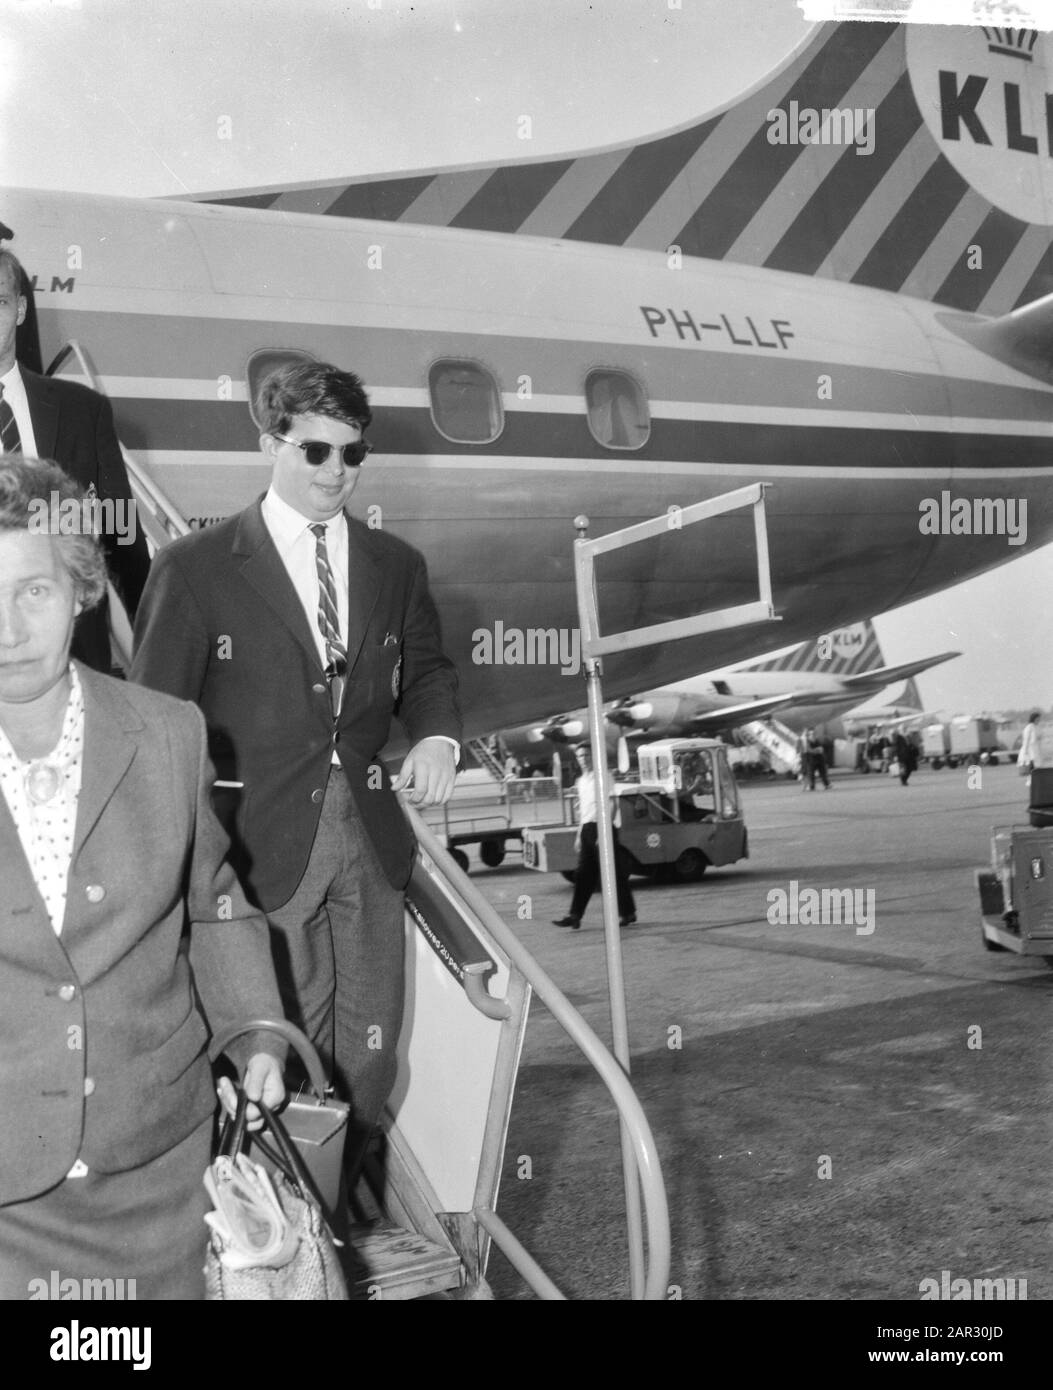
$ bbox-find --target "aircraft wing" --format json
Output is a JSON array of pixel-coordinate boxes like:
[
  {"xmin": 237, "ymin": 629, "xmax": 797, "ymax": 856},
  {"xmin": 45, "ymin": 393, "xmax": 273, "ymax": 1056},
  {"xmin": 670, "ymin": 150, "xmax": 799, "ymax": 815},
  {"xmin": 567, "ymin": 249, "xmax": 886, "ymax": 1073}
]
[
  {"xmin": 882, "ymin": 712, "xmax": 933, "ymax": 728},
  {"xmin": 837, "ymin": 651, "xmax": 961, "ymax": 691},
  {"xmin": 681, "ymin": 693, "xmax": 796, "ymax": 734},
  {"xmin": 844, "ymin": 708, "xmax": 940, "ymax": 731}
]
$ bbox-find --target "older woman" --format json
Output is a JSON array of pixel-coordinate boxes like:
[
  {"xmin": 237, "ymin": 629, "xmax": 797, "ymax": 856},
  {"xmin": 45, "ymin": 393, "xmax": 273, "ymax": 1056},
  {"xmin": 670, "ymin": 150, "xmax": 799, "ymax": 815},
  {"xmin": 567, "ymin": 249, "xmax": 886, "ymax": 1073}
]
[{"xmin": 0, "ymin": 455, "xmax": 286, "ymax": 1299}]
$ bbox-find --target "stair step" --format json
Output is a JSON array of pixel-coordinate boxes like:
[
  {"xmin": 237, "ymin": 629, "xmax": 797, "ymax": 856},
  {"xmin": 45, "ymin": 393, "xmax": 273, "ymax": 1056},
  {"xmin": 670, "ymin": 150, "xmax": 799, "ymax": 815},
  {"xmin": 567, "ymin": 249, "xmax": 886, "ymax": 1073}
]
[{"xmin": 347, "ymin": 1223, "xmax": 463, "ymax": 1301}]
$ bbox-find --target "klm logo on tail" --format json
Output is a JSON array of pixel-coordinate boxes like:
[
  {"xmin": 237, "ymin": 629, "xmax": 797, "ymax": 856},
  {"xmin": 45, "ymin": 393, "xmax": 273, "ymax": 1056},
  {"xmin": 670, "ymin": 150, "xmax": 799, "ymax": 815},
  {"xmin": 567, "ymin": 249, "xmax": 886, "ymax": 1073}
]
[
  {"xmin": 908, "ymin": 25, "xmax": 1053, "ymax": 229},
  {"xmin": 747, "ymin": 622, "xmax": 883, "ymax": 677}
]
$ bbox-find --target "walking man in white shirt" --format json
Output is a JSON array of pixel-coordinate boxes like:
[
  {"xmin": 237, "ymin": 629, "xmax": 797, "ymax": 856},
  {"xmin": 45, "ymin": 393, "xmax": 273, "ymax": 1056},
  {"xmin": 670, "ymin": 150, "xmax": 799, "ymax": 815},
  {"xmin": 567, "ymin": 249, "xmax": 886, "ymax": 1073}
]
[{"xmin": 553, "ymin": 744, "xmax": 637, "ymax": 929}]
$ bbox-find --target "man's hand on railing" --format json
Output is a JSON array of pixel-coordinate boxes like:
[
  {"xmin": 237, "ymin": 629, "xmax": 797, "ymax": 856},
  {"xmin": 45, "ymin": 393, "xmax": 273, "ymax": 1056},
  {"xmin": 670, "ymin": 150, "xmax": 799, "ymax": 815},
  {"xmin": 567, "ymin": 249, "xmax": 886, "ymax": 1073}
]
[{"xmin": 393, "ymin": 737, "xmax": 457, "ymax": 806}]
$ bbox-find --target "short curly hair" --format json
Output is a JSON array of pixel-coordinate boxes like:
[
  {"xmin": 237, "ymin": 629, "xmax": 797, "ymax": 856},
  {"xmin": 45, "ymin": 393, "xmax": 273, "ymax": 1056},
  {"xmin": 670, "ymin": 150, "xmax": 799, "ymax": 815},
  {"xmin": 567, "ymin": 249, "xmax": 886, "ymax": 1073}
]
[
  {"xmin": 255, "ymin": 360, "xmax": 372, "ymax": 435},
  {"xmin": 0, "ymin": 455, "xmax": 108, "ymax": 609}
]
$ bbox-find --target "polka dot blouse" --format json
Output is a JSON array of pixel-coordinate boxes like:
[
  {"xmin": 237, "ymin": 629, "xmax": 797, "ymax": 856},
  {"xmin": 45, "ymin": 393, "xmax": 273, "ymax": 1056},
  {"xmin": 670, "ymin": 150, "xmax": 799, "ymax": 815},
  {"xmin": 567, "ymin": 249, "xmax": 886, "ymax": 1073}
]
[{"xmin": 0, "ymin": 664, "xmax": 85, "ymax": 936}]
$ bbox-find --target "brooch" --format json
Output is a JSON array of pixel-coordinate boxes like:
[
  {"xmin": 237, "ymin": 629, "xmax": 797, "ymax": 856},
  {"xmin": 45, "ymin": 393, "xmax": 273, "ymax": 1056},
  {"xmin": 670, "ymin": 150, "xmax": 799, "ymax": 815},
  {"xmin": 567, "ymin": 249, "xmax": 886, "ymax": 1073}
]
[{"xmin": 26, "ymin": 762, "xmax": 64, "ymax": 805}]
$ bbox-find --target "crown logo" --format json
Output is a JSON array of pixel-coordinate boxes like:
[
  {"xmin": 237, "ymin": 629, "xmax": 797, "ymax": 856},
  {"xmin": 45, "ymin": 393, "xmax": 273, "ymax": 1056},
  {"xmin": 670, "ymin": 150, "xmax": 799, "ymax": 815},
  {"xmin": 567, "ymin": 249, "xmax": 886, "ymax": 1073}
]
[{"xmin": 981, "ymin": 26, "xmax": 1038, "ymax": 60}]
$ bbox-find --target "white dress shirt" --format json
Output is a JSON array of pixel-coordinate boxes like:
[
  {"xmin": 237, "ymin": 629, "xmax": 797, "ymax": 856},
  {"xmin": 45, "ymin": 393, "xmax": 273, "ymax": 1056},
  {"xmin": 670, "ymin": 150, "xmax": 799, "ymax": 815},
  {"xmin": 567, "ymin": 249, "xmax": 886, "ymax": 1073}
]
[
  {"xmin": 575, "ymin": 771, "xmax": 620, "ymax": 827},
  {"xmin": 0, "ymin": 363, "xmax": 38, "ymax": 458},
  {"xmin": 0, "ymin": 664, "xmax": 84, "ymax": 936},
  {"xmin": 260, "ymin": 487, "xmax": 458, "ymax": 766},
  {"xmin": 260, "ymin": 486, "xmax": 348, "ymax": 671}
]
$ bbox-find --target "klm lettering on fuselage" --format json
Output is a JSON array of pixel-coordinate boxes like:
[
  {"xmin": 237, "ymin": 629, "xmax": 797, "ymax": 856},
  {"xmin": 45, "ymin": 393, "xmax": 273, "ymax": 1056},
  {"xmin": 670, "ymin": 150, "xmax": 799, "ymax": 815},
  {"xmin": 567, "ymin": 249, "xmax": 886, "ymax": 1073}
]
[
  {"xmin": 26, "ymin": 274, "xmax": 76, "ymax": 294},
  {"xmin": 640, "ymin": 307, "xmax": 794, "ymax": 349}
]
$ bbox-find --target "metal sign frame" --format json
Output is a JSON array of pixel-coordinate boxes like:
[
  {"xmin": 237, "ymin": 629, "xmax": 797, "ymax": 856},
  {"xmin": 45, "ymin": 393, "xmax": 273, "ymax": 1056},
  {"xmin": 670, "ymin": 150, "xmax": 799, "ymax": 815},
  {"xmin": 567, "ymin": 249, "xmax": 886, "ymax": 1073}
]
[{"xmin": 571, "ymin": 481, "xmax": 777, "ymax": 1298}]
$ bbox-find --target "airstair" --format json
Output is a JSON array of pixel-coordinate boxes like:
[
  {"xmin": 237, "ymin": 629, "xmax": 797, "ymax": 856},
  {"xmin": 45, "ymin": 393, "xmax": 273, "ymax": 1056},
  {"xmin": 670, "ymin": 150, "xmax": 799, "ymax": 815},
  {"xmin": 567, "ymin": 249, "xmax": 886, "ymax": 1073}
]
[
  {"xmin": 466, "ymin": 736, "xmax": 507, "ymax": 781},
  {"xmin": 738, "ymin": 715, "xmax": 801, "ymax": 776},
  {"xmin": 347, "ymin": 809, "xmax": 671, "ymax": 1298}
]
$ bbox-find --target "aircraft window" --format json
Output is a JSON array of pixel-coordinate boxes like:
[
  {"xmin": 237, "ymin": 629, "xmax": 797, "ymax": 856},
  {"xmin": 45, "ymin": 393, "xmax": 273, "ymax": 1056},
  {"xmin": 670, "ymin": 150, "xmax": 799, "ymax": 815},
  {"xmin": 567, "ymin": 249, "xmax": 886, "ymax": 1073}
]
[
  {"xmin": 428, "ymin": 360, "xmax": 503, "ymax": 444},
  {"xmin": 585, "ymin": 370, "xmax": 650, "ymax": 450},
  {"xmin": 246, "ymin": 349, "xmax": 317, "ymax": 430}
]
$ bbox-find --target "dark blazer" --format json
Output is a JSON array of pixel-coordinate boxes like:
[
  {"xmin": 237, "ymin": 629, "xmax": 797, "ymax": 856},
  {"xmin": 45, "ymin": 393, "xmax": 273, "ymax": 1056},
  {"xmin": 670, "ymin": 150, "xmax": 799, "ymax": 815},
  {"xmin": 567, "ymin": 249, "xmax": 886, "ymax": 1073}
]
[
  {"xmin": 131, "ymin": 500, "xmax": 461, "ymax": 910},
  {"xmin": 0, "ymin": 666, "xmax": 285, "ymax": 1205},
  {"xmin": 21, "ymin": 368, "xmax": 152, "ymax": 668}
]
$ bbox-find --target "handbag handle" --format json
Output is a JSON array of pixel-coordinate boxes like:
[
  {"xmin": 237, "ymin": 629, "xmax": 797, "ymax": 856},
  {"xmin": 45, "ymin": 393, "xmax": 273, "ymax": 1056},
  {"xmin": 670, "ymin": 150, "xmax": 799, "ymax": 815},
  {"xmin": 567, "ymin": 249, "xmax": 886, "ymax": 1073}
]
[
  {"xmin": 220, "ymin": 1087, "xmax": 326, "ymax": 1210},
  {"xmin": 211, "ymin": 1017, "xmax": 329, "ymax": 1103}
]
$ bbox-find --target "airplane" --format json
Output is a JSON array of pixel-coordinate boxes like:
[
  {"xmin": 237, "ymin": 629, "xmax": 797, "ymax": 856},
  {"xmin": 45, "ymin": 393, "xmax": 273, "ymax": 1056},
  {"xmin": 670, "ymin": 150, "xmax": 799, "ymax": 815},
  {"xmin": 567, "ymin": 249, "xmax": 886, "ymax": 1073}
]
[
  {"xmin": 5, "ymin": 19, "xmax": 1053, "ymax": 753},
  {"xmin": 841, "ymin": 677, "xmax": 932, "ymax": 732},
  {"xmin": 691, "ymin": 623, "xmax": 960, "ymax": 736},
  {"xmin": 495, "ymin": 620, "xmax": 958, "ymax": 769}
]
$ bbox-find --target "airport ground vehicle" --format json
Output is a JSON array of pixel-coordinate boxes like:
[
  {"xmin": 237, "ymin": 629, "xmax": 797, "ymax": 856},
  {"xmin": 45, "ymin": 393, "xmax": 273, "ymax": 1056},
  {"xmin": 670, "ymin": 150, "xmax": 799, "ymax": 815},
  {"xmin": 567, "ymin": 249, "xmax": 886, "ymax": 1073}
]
[
  {"xmin": 922, "ymin": 722, "xmax": 952, "ymax": 768},
  {"xmin": 427, "ymin": 771, "xmax": 567, "ymax": 873},
  {"xmin": 948, "ymin": 716, "xmax": 1002, "ymax": 767},
  {"xmin": 975, "ymin": 824, "xmax": 1053, "ymax": 962},
  {"xmin": 522, "ymin": 739, "xmax": 747, "ymax": 883},
  {"xmin": 1029, "ymin": 770, "xmax": 1053, "ymax": 830},
  {"xmin": 832, "ymin": 737, "xmax": 865, "ymax": 770}
]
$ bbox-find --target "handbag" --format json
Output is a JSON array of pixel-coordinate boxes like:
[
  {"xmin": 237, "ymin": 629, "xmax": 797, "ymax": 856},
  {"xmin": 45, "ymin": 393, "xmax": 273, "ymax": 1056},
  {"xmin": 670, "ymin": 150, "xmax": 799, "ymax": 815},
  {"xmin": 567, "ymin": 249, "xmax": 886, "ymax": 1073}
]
[
  {"xmin": 204, "ymin": 1088, "xmax": 348, "ymax": 1300},
  {"xmin": 210, "ymin": 1018, "xmax": 349, "ymax": 1224}
]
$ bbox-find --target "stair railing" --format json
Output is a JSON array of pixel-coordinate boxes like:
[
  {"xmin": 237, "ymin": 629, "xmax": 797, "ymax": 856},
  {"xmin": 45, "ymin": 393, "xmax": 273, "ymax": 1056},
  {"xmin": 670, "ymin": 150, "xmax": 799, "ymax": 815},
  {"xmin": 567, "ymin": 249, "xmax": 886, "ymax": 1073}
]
[{"xmin": 403, "ymin": 799, "xmax": 672, "ymax": 1300}]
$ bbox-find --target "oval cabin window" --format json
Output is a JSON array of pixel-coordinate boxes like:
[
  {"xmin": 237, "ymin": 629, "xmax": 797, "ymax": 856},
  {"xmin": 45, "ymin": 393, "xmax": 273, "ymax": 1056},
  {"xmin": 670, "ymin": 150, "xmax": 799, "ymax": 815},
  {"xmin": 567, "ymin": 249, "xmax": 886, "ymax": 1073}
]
[
  {"xmin": 428, "ymin": 360, "xmax": 503, "ymax": 444},
  {"xmin": 585, "ymin": 370, "xmax": 650, "ymax": 450},
  {"xmin": 246, "ymin": 348, "xmax": 317, "ymax": 430}
]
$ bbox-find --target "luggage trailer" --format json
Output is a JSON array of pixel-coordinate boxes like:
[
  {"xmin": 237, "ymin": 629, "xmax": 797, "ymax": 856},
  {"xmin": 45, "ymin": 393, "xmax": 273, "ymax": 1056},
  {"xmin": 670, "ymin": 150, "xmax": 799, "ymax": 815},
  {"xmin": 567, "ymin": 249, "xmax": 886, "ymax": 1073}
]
[{"xmin": 975, "ymin": 824, "xmax": 1053, "ymax": 961}]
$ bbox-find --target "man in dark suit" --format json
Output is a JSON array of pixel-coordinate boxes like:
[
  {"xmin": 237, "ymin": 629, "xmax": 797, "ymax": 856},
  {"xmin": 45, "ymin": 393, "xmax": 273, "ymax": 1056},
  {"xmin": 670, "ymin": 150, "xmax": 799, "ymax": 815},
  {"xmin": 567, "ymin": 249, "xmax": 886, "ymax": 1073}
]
[
  {"xmin": 0, "ymin": 455, "xmax": 285, "ymax": 1299},
  {"xmin": 131, "ymin": 359, "xmax": 461, "ymax": 1172},
  {"xmin": 0, "ymin": 248, "xmax": 151, "ymax": 671}
]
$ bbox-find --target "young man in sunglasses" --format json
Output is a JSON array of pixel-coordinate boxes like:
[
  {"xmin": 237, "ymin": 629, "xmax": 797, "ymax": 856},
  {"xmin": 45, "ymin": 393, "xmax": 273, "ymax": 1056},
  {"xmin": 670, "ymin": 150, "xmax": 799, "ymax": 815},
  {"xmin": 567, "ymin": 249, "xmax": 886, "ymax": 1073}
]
[{"xmin": 131, "ymin": 359, "xmax": 461, "ymax": 1184}]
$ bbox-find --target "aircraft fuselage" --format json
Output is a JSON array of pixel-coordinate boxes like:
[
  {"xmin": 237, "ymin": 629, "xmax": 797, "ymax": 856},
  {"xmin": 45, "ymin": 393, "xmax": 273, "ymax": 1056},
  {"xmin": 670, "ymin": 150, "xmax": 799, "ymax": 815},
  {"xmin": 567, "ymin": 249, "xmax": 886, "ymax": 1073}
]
[{"xmin": 6, "ymin": 188, "xmax": 1051, "ymax": 739}]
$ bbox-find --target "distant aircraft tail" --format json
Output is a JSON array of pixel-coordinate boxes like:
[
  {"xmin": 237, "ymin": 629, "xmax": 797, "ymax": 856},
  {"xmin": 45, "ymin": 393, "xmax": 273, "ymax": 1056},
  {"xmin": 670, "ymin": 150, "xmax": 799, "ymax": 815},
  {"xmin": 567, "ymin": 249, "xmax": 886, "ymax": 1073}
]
[
  {"xmin": 892, "ymin": 677, "xmax": 923, "ymax": 710},
  {"xmin": 741, "ymin": 621, "xmax": 884, "ymax": 679},
  {"xmin": 204, "ymin": 20, "xmax": 1053, "ymax": 313}
]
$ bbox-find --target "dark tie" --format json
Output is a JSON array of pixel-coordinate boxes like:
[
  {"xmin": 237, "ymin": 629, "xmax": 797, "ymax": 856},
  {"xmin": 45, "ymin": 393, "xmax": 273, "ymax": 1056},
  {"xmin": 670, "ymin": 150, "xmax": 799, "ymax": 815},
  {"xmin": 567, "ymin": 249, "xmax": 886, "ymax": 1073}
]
[
  {"xmin": 310, "ymin": 523, "xmax": 347, "ymax": 717},
  {"xmin": 0, "ymin": 383, "xmax": 22, "ymax": 454}
]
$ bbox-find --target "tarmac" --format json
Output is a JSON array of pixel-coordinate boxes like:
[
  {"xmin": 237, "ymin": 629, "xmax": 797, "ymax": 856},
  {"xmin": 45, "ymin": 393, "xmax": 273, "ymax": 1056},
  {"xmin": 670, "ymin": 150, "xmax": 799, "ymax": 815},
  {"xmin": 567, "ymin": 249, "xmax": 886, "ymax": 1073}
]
[{"xmin": 460, "ymin": 761, "xmax": 1051, "ymax": 1302}]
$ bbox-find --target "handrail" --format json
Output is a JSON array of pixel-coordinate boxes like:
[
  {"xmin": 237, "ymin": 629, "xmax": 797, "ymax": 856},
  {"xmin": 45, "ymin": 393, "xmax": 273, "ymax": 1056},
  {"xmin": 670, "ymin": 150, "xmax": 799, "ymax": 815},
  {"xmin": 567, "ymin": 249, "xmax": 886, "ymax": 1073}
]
[
  {"xmin": 462, "ymin": 962, "xmax": 512, "ymax": 1022},
  {"xmin": 403, "ymin": 875, "xmax": 507, "ymax": 1020},
  {"xmin": 403, "ymin": 799, "xmax": 671, "ymax": 1301},
  {"xmin": 472, "ymin": 1207, "xmax": 566, "ymax": 1301},
  {"xmin": 46, "ymin": 340, "xmax": 191, "ymax": 545}
]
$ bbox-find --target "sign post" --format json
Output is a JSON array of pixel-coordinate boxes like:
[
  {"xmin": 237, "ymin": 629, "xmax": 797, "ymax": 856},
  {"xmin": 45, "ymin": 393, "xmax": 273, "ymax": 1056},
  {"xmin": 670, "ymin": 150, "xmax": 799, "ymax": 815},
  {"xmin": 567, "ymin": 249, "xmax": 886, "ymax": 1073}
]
[{"xmin": 572, "ymin": 483, "xmax": 778, "ymax": 1297}]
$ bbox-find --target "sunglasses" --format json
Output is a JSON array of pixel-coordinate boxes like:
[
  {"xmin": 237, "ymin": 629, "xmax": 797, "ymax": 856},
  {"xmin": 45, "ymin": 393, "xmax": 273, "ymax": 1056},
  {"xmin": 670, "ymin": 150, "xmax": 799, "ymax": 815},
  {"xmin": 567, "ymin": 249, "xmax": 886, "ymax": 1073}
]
[{"xmin": 272, "ymin": 434, "xmax": 372, "ymax": 468}]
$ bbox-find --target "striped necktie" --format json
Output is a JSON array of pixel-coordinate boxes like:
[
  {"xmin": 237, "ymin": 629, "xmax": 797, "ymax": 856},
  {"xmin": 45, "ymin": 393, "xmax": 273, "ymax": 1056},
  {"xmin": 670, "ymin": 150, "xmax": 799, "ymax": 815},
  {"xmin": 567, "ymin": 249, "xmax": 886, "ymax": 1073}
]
[
  {"xmin": 310, "ymin": 522, "xmax": 347, "ymax": 717},
  {"xmin": 0, "ymin": 383, "xmax": 22, "ymax": 454}
]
